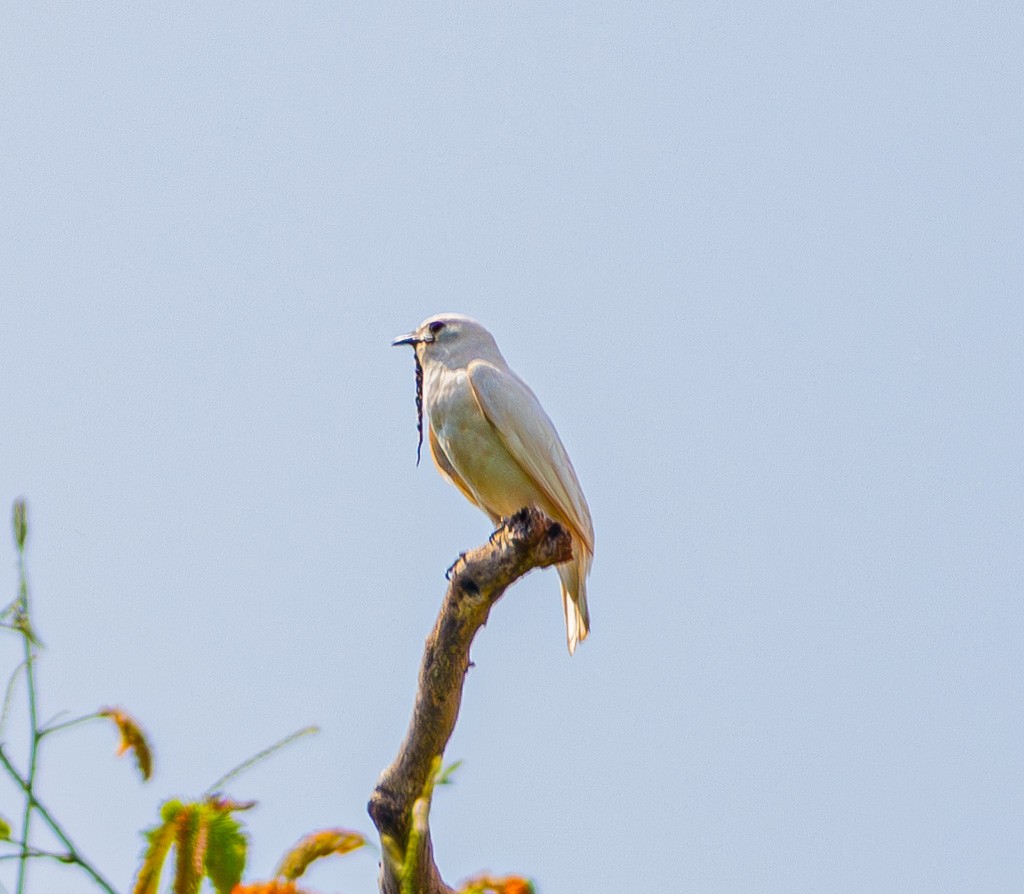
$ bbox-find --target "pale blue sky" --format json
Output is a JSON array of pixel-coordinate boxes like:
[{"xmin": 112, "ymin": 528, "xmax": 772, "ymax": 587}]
[{"xmin": 2, "ymin": 2, "xmax": 1022, "ymax": 892}]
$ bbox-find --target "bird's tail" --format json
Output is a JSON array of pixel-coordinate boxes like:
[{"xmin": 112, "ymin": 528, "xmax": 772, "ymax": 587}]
[{"xmin": 558, "ymin": 545, "xmax": 592, "ymax": 656}]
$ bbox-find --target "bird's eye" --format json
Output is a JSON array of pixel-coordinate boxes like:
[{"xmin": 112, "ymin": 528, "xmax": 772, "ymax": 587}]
[{"xmin": 428, "ymin": 321, "xmax": 446, "ymax": 335}]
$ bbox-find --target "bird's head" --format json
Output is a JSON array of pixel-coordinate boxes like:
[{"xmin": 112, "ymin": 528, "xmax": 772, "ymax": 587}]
[
  {"xmin": 392, "ymin": 314, "xmax": 505, "ymax": 465},
  {"xmin": 391, "ymin": 313, "xmax": 503, "ymax": 369}
]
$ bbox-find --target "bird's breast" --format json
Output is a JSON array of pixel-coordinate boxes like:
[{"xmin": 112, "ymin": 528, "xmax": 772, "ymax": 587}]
[{"xmin": 424, "ymin": 366, "xmax": 553, "ymax": 520}]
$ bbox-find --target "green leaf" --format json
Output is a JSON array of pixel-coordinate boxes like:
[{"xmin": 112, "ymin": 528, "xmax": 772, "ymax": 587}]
[
  {"xmin": 135, "ymin": 799, "xmax": 249, "ymax": 894},
  {"xmin": 12, "ymin": 611, "xmax": 41, "ymax": 647},
  {"xmin": 133, "ymin": 804, "xmax": 181, "ymax": 894},
  {"xmin": 160, "ymin": 799, "xmax": 186, "ymax": 823},
  {"xmin": 0, "ymin": 815, "xmax": 11, "ymax": 840},
  {"xmin": 12, "ymin": 500, "xmax": 27, "ymax": 552},
  {"xmin": 436, "ymin": 759, "xmax": 463, "ymax": 786},
  {"xmin": 204, "ymin": 805, "xmax": 248, "ymax": 894}
]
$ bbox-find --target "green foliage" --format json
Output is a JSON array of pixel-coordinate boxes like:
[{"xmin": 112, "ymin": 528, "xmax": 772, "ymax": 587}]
[
  {"xmin": 399, "ymin": 756, "xmax": 441, "ymax": 894},
  {"xmin": 436, "ymin": 758, "xmax": 463, "ymax": 786},
  {"xmin": 204, "ymin": 806, "xmax": 248, "ymax": 894},
  {"xmin": 400, "ymin": 755, "xmax": 461, "ymax": 894},
  {"xmin": 133, "ymin": 807, "xmax": 179, "ymax": 894},
  {"xmin": 12, "ymin": 499, "xmax": 27, "ymax": 553},
  {"xmin": 0, "ymin": 499, "xmax": 149, "ymax": 894},
  {"xmin": 135, "ymin": 798, "xmax": 250, "ymax": 894},
  {"xmin": 0, "ymin": 498, "xmax": 408, "ymax": 894}
]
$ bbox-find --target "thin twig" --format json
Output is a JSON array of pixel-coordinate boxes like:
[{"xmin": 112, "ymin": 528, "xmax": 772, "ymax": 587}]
[
  {"xmin": 14, "ymin": 546, "xmax": 37, "ymax": 894},
  {"xmin": 38, "ymin": 712, "xmax": 102, "ymax": 740},
  {"xmin": 0, "ymin": 660, "xmax": 27, "ymax": 739},
  {"xmin": 204, "ymin": 725, "xmax": 320, "ymax": 796},
  {"xmin": 0, "ymin": 747, "xmax": 119, "ymax": 894},
  {"xmin": 0, "ymin": 847, "xmax": 73, "ymax": 864}
]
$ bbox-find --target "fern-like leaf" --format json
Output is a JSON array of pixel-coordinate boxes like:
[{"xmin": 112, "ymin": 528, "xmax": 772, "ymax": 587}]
[
  {"xmin": 100, "ymin": 706, "xmax": 154, "ymax": 780},
  {"xmin": 173, "ymin": 804, "xmax": 205, "ymax": 894},
  {"xmin": 274, "ymin": 828, "xmax": 366, "ymax": 881},
  {"xmin": 132, "ymin": 801, "xmax": 182, "ymax": 894},
  {"xmin": 204, "ymin": 802, "xmax": 248, "ymax": 894}
]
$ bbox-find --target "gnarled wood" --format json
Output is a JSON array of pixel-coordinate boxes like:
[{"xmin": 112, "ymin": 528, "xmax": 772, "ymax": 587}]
[{"xmin": 368, "ymin": 508, "xmax": 573, "ymax": 894}]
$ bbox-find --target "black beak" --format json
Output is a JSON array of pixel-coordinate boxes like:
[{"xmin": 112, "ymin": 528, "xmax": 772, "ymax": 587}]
[{"xmin": 391, "ymin": 332, "xmax": 434, "ymax": 347}]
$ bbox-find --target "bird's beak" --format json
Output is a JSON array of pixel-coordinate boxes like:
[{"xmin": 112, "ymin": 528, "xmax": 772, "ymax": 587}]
[{"xmin": 392, "ymin": 332, "xmax": 433, "ymax": 347}]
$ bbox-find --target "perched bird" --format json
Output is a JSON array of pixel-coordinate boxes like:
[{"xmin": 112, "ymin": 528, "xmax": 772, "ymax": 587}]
[{"xmin": 393, "ymin": 313, "xmax": 594, "ymax": 654}]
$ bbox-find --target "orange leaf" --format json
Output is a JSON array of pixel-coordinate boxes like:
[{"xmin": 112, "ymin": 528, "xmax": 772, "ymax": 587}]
[
  {"xmin": 100, "ymin": 707, "xmax": 153, "ymax": 780},
  {"xmin": 173, "ymin": 805, "xmax": 206, "ymax": 894},
  {"xmin": 460, "ymin": 874, "xmax": 536, "ymax": 894},
  {"xmin": 275, "ymin": 828, "xmax": 366, "ymax": 880},
  {"xmin": 232, "ymin": 882, "xmax": 313, "ymax": 894}
]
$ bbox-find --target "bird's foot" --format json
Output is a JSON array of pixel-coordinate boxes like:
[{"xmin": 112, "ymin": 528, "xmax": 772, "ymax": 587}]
[
  {"xmin": 445, "ymin": 552, "xmax": 467, "ymax": 580},
  {"xmin": 491, "ymin": 509, "xmax": 534, "ymax": 542},
  {"xmin": 489, "ymin": 514, "xmax": 516, "ymax": 543}
]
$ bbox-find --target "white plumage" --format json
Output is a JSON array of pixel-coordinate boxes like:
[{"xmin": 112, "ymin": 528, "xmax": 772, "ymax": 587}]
[{"xmin": 393, "ymin": 313, "xmax": 594, "ymax": 654}]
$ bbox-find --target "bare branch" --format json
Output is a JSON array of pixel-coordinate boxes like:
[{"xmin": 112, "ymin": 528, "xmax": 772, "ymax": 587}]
[{"xmin": 368, "ymin": 508, "xmax": 572, "ymax": 894}]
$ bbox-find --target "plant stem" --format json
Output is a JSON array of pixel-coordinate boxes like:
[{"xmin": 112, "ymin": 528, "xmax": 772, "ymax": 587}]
[
  {"xmin": 0, "ymin": 747, "xmax": 119, "ymax": 894},
  {"xmin": 203, "ymin": 724, "xmax": 319, "ymax": 795},
  {"xmin": 0, "ymin": 845, "xmax": 73, "ymax": 863},
  {"xmin": 0, "ymin": 659, "xmax": 28, "ymax": 739},
  {"xmin": 38, "ymin": 712, "xmax": 102, "ymax": 739},
  {"xmin": 14, "ymin": 545, "xmax": 38, "ymax": 894}
]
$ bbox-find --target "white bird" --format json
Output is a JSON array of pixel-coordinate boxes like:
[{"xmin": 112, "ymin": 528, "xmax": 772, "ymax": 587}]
[{"xmin": 393, "ymin": 313, "xmax": 594, "ymax": 655}]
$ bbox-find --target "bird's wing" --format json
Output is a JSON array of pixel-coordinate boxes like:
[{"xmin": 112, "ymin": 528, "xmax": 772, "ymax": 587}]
[
  {"xmin": 428, "ymin": 423, "xmax": 486, "ymax": 513},
  {"xmin": 467, "ymin": 360, "xmax": 594, "ymax": 551}
]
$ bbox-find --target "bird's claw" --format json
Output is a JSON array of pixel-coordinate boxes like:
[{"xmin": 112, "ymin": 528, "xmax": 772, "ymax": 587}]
[
  {"xmin": 445, "ymin": 552, "xmax": 467, "ymax": 580},
  {"xmin": 488, "ymin": 517, "xmax": 510, "ymax": 544}
]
